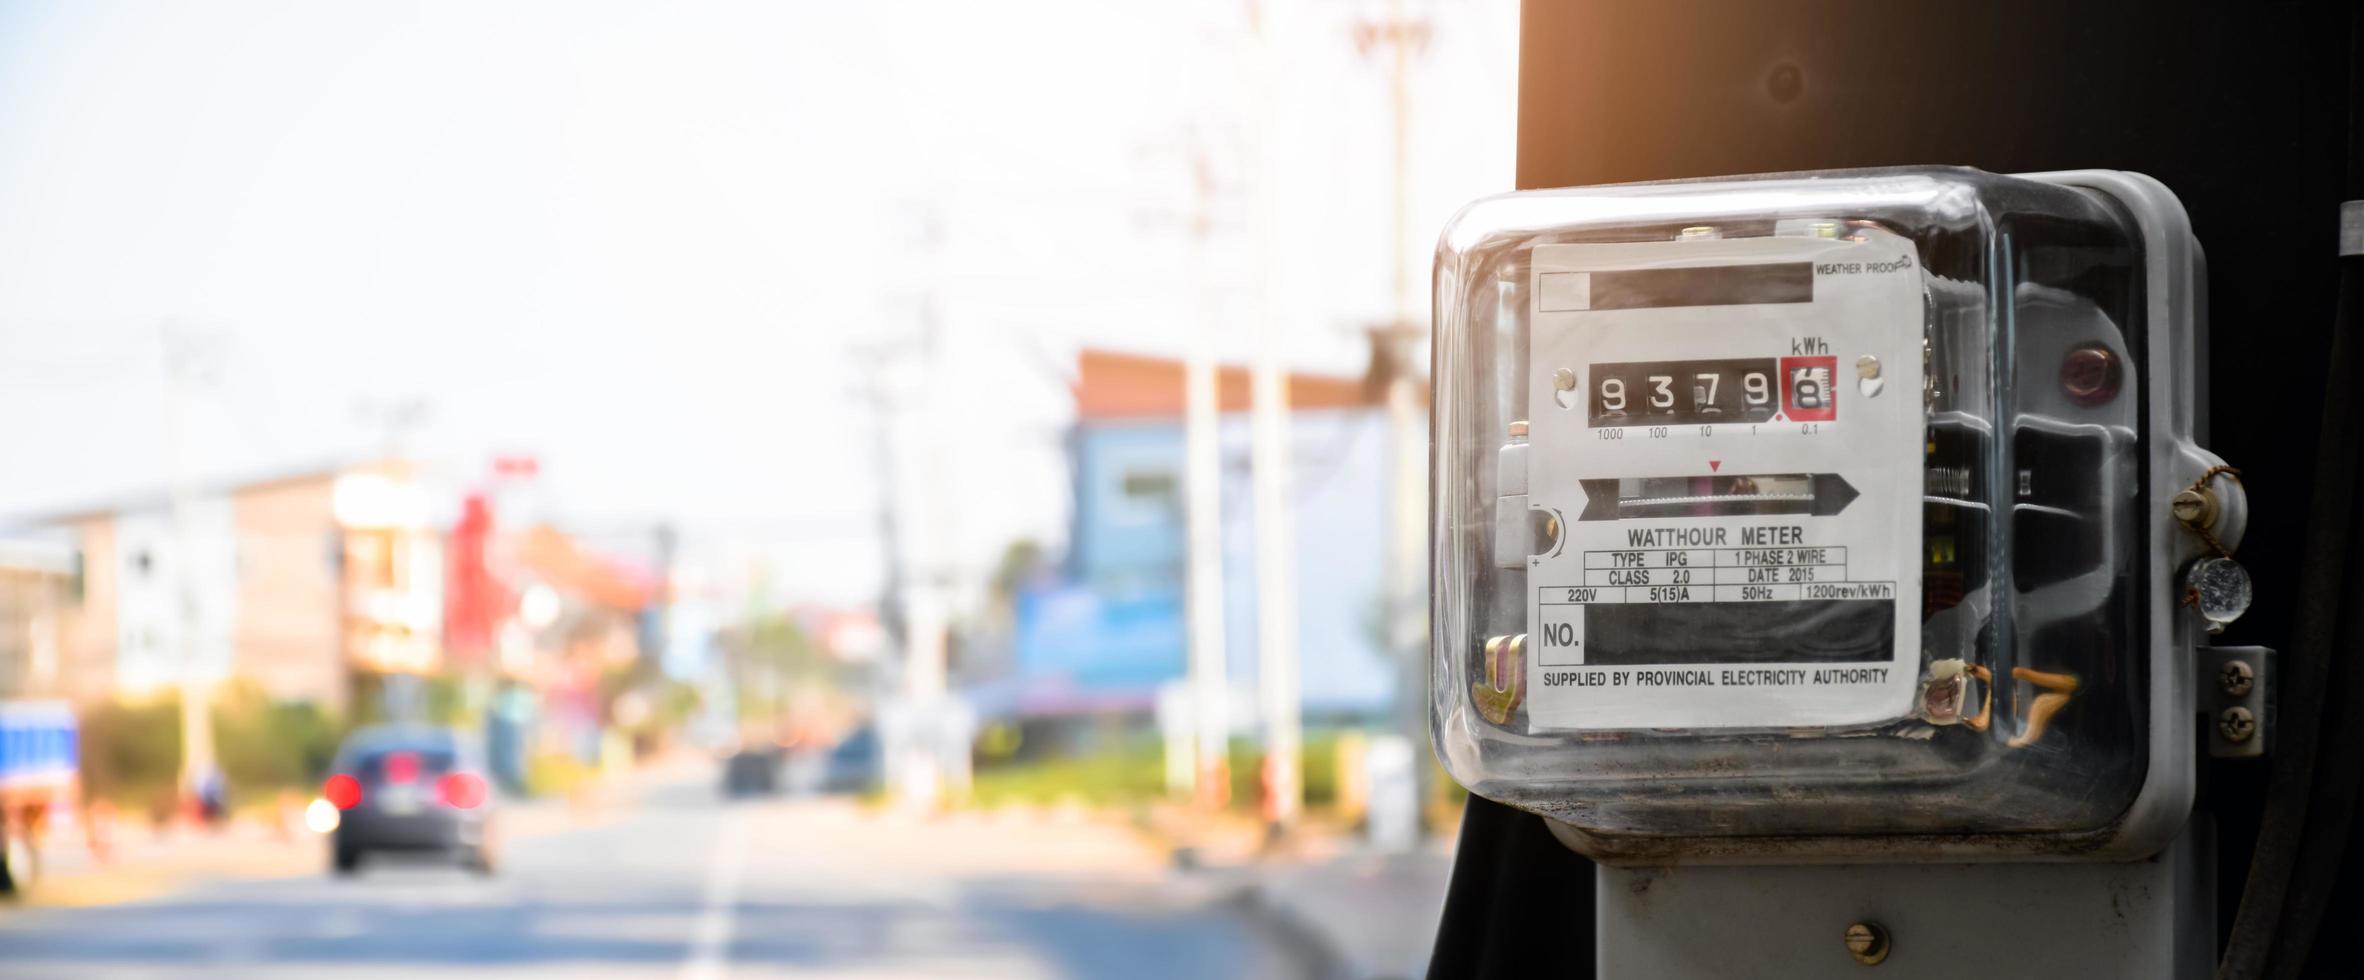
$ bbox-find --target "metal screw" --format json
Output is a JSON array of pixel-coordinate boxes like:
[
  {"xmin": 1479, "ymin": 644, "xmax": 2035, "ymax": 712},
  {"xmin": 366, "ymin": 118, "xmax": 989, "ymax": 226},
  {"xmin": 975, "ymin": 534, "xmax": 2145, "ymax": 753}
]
[
  {"xmin": 1844, "ymin": 921, "xmax": 1891, "ymax": 966},
  {"xmin": 1507, "ymin": 419, "xmax": 1529, "ymax": 439},
  {"xmin": 2219, "ymin": 660, "xmax": 2255, "ymax": 699},
  {"xmin": 1553, "ymin": 368, "xmax": 1577, "ymax": 392},
  {"xmin": 2171, "ymin": 487, "xmax": 2218, "ymax": 529},
  {"xmin": 2170, "ymin": 490, "xmax": 2204, "ymax": 522},
  {"xmin": 2219, "ymin": 706, "xmax": 2257, "ymax": 744},
  {"xmin": 1856, "ymin": 355, "xmax": 1881, "ymax": 380}
]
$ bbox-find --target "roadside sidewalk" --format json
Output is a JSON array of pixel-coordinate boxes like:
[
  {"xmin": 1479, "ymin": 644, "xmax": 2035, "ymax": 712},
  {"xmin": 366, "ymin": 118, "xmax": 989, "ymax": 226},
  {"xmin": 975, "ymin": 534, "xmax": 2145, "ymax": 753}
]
[
  {"xmin": 4, "ymin": 819, "xmax": 320, "ymax": 909},
  {"xmin": 1143, "ymin": 807, "xmax": 1455, "ymax": 980},
  {"xmin": 0, "ymin": 756, "xmax": 701, "ymax": 911},
  {"xmin": 1246, "ymin": 844, "xmax": 1453, "ymax": 980}
]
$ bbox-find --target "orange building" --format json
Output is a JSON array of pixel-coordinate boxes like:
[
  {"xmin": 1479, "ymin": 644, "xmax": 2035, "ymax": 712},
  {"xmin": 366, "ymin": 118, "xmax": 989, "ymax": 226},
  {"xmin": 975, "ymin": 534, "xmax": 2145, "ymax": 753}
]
[{"xmin": 6, "ymin": 461, "xmax": 444, "ymax": 712}]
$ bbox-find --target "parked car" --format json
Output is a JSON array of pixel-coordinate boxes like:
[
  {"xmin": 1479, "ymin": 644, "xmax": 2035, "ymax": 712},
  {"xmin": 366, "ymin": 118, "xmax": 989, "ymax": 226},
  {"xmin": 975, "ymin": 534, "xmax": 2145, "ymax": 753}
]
[
  {"xmin": 721, "ymin": 745, "xmax": 783, "ymax": 798},
  {"xmin": 820, "ymin": 726, "xmax": 883, "ymax": 795},
  {"xmin": 322, "ymin": 725, "xmax": 497, "ymax": 875}
]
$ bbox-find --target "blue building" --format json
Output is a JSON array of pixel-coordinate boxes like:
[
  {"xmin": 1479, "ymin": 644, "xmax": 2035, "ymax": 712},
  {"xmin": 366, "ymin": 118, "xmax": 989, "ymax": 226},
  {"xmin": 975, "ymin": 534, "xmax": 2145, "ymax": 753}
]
[{"xmin": 1001, "ymin": 350, "xmax": 1398, "ymax": 721}]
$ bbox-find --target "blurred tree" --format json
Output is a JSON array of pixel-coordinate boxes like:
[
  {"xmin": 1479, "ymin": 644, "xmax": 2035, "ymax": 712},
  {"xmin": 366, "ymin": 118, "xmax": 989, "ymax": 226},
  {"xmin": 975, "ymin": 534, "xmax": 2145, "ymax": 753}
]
[
  {"xmin": 79, "ymin": 696, "xmax": 183, "ymax": 816},
  {"xmin": 986, "ymin": 538, "xmax": 1046, "ymax": 621},
  {"xmin": 955, "ymin": 536, "xmax": 1049, "ymax": 679},
  {"xmin": 211, "ymin": 682, "xmax": 342, "ymax": 795},
  {"xmin": 718, "ymin": 611, "xmax": 846, "ymax": 724},
  {"xmin": 347, "ymin": 671, "xmax": 472, "ymax": 728},
  {"xmin": 82, "ymin": 686, "xmax": 347, "ymax": 814},
  {"xmin": 656, "ymin": 678, "xmax": 704, "ymax": 730}
]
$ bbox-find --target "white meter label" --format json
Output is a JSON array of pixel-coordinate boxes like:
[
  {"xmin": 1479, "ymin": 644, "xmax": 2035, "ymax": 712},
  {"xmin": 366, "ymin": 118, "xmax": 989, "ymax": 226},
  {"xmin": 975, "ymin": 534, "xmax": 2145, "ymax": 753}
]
[{"xmin": 1522, "ymin": 231, "xmax": 1923, "ymax": 730}]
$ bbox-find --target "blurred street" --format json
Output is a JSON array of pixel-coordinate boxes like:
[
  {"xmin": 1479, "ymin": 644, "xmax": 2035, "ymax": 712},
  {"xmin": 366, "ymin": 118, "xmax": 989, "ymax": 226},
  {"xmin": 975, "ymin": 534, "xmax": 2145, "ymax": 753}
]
[
  {"xmin": 0, "ymin": 4, "xmax": 1504, "ymax": 974},
  {"xmin": 0, "ymin": 770, "xmax": 1328, "ymax": 979}
]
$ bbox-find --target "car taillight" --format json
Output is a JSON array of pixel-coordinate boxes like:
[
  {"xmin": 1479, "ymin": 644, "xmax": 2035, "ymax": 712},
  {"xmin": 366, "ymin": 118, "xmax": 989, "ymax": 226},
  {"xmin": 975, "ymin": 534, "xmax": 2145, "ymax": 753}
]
[
  {"xmin": 439, "ymin": 771, "xmax": 487, "ymax": 809},
  {"xmin": 324, "ymin": 773, "xmax": 363, "ymax": 809},
  {"xmin": 384, "ymin": 751, "xmax": 420, "ymax": 784}
]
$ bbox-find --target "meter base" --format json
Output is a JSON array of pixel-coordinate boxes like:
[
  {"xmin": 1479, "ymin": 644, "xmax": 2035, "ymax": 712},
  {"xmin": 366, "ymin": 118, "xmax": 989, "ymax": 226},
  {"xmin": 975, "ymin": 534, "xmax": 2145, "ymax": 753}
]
[{"xmin": 1596, "ymin": 822, "xmax": 2213, "ymax": 979}]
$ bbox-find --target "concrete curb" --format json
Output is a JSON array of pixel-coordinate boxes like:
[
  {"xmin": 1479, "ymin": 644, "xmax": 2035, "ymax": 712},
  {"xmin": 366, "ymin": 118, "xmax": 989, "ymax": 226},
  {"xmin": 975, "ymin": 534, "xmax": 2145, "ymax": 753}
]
[
  {"xmin": 1234, "ymin": 850, "xmax": 1454, "ymax": 980},
  {"xmin": 1211, "ymin": 876, "xmax": 1355, "ymax": 980}
]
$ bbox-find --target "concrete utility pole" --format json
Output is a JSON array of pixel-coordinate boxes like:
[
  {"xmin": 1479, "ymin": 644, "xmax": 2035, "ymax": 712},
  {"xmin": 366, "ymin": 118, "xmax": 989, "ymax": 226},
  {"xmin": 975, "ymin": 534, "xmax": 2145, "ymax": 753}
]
[
  {"xmin": 1251, "ymin": 344, "xmax": 1302, "ymax": 831},
  {"xmin": 857, "ymin": 329, "xmax": 947, "ymax": 812},
  {"xmin": 1134, "ymin": 130, "xmax": 1241, "ymax": 811},
  {"xmin": 1182, "ymin": 145, "xmax": 1233, "ymax": 810},
  {"xmin": 1354, "ymin": 0, "xmax": 1435, "ymax": 837},
  {"xmin": 352, "ymin": 396, "xmax": 430, "ymax": 723},
  {"xmin": 870, "ymin": 201, "xmax": 962, "ymax": 812},
  {"xmin": 1247, "ymin": 0, "xmax": 1303, "ymax": 831},
  {"xmin": 854, "ymin": 344, "xmax": 909, "ymax": 665},
  {"xmin": 159, "ymin": 324, "xmax": 218, "ymax": 802}
]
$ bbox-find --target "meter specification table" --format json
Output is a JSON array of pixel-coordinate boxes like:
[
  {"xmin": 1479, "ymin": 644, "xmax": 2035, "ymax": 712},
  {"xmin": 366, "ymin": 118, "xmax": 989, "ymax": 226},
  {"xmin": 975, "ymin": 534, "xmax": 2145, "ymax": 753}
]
[{"xmin": 1536, "ymin": 535, "xmax": 1898, "ymax": 668}]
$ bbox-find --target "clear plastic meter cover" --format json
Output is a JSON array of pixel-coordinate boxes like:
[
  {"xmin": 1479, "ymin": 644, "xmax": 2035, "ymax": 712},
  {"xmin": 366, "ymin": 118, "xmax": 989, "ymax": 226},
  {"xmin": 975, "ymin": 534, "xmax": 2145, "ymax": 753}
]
[{"xmin": 1432, "ymin": 168, "xmax": 2157, "ymax": 848}]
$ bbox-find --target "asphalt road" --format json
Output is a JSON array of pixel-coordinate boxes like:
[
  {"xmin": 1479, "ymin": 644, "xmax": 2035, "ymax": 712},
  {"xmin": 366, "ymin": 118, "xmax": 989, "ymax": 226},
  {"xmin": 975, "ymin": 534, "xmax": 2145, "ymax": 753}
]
[{"xmin": 0, "ymin": 778, "xmax": 1319, "ymax": 979}]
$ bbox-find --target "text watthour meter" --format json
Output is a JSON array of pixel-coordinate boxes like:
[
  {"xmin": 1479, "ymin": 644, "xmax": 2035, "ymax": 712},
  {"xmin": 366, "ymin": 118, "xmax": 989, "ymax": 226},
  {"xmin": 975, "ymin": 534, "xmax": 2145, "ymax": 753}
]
[{"xmin": 1430, "ymin": 168, "xmax": 2250, "ymax": 861}]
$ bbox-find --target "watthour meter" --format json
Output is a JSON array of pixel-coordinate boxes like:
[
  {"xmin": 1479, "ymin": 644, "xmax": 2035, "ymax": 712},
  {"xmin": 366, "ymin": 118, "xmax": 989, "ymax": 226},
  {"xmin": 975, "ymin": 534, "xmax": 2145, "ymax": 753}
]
[{"xmin": 1431, "ymin": 168, "xmax": 2250, "ymax": 861}]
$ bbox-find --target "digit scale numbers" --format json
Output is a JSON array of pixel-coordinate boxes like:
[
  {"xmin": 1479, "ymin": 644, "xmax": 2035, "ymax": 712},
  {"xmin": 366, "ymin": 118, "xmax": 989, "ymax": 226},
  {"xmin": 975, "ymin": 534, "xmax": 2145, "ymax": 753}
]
[{"xmin": 1587, "ymin": 357, "xmax": 1835, "ymax": 430}]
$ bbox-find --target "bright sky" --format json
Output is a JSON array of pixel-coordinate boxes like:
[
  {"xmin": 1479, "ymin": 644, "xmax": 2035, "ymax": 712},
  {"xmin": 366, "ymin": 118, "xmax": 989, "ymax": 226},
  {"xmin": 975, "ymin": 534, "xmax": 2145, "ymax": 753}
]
[{"xmin": 0, "ymin": 0, "xmax": 1515, "ymax": 606}]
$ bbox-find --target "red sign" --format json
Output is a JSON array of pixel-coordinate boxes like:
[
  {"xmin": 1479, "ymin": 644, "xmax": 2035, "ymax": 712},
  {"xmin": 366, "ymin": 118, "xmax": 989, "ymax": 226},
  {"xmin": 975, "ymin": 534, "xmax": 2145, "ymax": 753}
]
[{"xmin": 443, "ymin": 492, "xmax": 510, "ymax": 664}]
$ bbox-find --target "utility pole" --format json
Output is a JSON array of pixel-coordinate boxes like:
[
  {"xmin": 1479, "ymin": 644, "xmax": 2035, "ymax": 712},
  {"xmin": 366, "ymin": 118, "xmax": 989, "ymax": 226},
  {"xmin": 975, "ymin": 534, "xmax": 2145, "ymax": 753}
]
[
  {"xmin": 867, "ymin": 200, "xmax": 958, "ymax": 812},
  {"xmin": 1133, "ymin": 130, "xmax": 1241, "ymax": 812},
  {"xmin": 854, "ymin": 336, "xmax": 941, "ymax": 811},
  {"xmin": 352, "ymin": 396, "xmax": 430, "ymax": 722},
  {"xmin": 1247, "ymin": 0, "xmax": 1303, "ymax": 832},
  {"xmin": 1251, "ymin": 337, "xmax": 1302, "ymax": 832},
  {"xmin": 854, "ymin": 344, "xmax": 908, "ymax": 661},
  {"xmin": 1182, "ymin": 146, "xmax": 1233, "ymax": 811},
  {"xmin": 1354, "ymin": 0, "xmax": 1434, "ymax": 837},
  {"xmin": 160, "ymin": 324, "xmax": 219, "ymax": 805}
]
